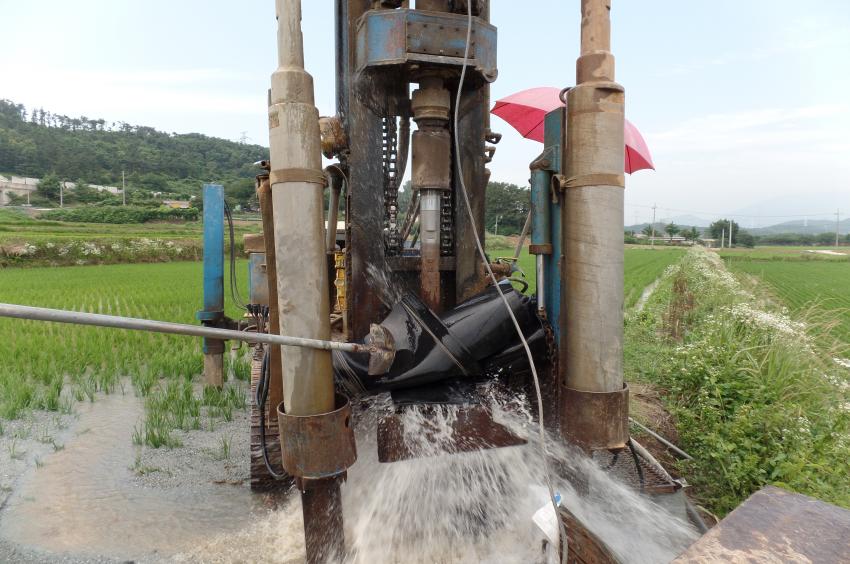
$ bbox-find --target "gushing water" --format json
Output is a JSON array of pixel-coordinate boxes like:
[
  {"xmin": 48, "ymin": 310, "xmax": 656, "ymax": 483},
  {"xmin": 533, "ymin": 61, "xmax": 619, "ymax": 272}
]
[{"xmin": 183, "ymin": 387, "xmax": 698, "ymax": 563}]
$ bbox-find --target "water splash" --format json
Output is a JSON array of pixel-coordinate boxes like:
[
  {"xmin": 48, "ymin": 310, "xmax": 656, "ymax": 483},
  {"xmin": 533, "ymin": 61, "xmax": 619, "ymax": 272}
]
[{"xmin": 184, "ymin": 389, "xmax": 698, "ymax": 564}]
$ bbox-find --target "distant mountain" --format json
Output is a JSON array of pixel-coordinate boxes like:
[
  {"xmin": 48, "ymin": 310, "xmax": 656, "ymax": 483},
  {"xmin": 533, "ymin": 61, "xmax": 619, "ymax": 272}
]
[
  {"xmin": 0, "ymin": 99, "xmax": 268, "ymax": 196},
  {"xmin": 750, "ymin": 218, "xmax": 850, "ymax": 236},
  {"xmin": 665, "ymin": 215, "xmax": 711, "ymax": 228},
  {"xmin": 730, "ymin": 192, "xmax": 848, "ymax": 229}
]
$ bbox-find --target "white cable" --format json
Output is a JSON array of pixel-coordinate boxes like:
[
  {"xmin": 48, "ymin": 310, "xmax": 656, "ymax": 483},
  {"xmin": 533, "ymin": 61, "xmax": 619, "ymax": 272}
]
[{"xmin": 453, "ymin": 4, "xmax": 568, "ymax": 561}]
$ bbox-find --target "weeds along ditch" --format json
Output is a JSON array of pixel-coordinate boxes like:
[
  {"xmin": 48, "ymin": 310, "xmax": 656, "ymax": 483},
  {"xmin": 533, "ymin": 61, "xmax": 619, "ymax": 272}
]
[
  {"xmin": 626, "ymin": 248, "xmax": 850, "ymax": 516},
  {"xmin": 0, "ymin": 261, "xmax": 251, "ymax": 447}
]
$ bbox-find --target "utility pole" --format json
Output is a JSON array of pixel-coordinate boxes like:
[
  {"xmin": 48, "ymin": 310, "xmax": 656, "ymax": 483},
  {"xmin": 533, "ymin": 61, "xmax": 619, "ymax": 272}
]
[
  {"xmin": 651, "ymin": 203, "xmax": 657, "ymax": 247},
  {"xmin": 729, "ymin": 220, "xmax": 733, "ymax": 248},
  {"xmin": 721, "ymin": 228, "xmax": 725, "ymax": 249},
  {"xmin": 59, "ymin": 181, "xmax": 63, "ymax": 208},
  {"xmin": 837, "ymin": 209, "xmax": 841, "ymax": 247},
  {"xmin": 494, "ymin": 214, "xmax": 502, "ymax": 235},
  {"xmin": 122, "ymin": 170, "xmax": 126, "ymax": 206}
]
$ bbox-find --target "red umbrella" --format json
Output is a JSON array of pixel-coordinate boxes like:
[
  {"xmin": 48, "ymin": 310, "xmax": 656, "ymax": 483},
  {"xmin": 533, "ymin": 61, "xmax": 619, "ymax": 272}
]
[{"xmin": 491, "ymin": 86, "xmax": 655, "ymax": 174}]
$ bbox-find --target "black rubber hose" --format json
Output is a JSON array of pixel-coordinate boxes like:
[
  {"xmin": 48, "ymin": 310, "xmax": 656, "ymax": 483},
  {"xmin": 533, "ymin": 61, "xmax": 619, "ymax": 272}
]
[
  {"xmin": 258, "ymin": 347, "xmax": 288, "ymax": 481},
  {"xmin": 223, "ymin": 201, "xmax": 247, "ymax": 311}
]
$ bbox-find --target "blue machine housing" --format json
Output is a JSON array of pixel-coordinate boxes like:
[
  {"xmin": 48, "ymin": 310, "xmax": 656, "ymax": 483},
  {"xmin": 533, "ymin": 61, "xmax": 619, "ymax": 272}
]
[
  {"xmin": 530, "ymin": 108, "xmax": 564, "ymax": 339},
  {"xmin": 197, "ymin": 184, "xmax": 225, "ymax": 353},
  {"xmin": 355, "ymin": 8, "xmax": 498, "ymax": 82}
]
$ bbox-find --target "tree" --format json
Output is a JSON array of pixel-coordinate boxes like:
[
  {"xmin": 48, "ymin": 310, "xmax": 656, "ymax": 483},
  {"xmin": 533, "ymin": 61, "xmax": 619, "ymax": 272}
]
[
  {"xmin": 709, "ymin": 219, "xmax": 739, "ymax": 244},
  {"xmin": 485, "ymin": 181, "xmax": 529, "ymax": 235},
  {"xmin": 683, "ymin": 226, "xmax": 701, "ymax": 242},
  {"xmin": 37, "ymin": 173, "xmax": 61, "ymax": 202},
  {"xmin": 665, "ymin": 222, "xmax": 680, "ymax": 237},
  {"xmin": 641, "ymin": 225, "xmax": 654, "ymax": 237},
  {"xmin": 737, "ymin": 231, "xmax": 756, "ymax": 248}
]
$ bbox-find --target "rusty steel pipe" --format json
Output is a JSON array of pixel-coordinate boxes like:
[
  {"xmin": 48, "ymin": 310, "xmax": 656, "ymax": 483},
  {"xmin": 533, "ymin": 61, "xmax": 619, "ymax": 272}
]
[
  {"xmin": 325, "ymin": 167, "xmax": 343, "ymax": 253},
  {"xmin": 257, "ymin": 175, "xmax": 285, "ymax": 422},
  {"xmin": 560, "ymin": 0, "xmax": 628, "ymax": 451},
  {"xmin": 269, "ymin": 0, "xmax": 351, "ymax": 560},
  {"xmin": 301, "ymin": 478, "xmax": 345, "ymax": 563}
]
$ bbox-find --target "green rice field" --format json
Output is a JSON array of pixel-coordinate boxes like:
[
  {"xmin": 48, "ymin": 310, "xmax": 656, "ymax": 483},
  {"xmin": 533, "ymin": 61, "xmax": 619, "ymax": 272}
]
[
  {"xmin": 724, "ymin": 251, "xmax": 850, "ymax": 344},
  {"xmin": 491, "ymin": 246, "xmax": 685, "ymax": 308},
  {"xmin": 0, "ymin": 246, "xmax": 687, "ymax": 444},
  {"xmin": 0, "ymin": 261, "xmax": 249, "ymax": 445}
]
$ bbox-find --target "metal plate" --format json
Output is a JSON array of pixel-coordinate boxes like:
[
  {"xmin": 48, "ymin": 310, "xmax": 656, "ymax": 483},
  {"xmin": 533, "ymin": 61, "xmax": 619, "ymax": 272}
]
[
  {"xmin": 674, "ymin": 486, "xmax": 850, "ymax": 563},
  {"xmin": 377, "ymin": 403, "xmax": 526, "ymax": 463},
  {"xmin": 355, "ymin": 9, "xmax": 497, "ymax": 81}
]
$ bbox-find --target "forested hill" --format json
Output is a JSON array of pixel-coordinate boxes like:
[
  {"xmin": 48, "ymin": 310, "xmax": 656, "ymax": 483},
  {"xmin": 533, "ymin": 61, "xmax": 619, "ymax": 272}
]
[{"xmin": 0, "ymin": 99, "xmax": 269, "ymax": 194}]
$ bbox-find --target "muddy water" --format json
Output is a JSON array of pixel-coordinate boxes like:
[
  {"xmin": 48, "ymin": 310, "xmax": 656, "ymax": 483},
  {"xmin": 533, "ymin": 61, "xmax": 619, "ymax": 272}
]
[{"xmin": 0, "ymin": 392, "xmax": 266, "ymax": 562}]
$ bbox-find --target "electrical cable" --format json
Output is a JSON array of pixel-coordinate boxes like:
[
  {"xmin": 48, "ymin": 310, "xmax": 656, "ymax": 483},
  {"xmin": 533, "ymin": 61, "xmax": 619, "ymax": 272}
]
[
  {"xmin": 224, "ymin": 200, "xmax": 248, "ymax": 311},
  {"xmin": 255, "ymin": 311, "xmax": 288, "ymax": 481},
  {"xmin": 453, "ymin": 5, "xmax": 567, "ymax": 561}
]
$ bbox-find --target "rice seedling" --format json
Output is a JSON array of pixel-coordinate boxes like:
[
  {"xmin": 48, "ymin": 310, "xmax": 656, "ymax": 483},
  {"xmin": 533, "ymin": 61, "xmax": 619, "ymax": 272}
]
[
  {"xmin": 0, "ymin": 260, "xmax": 249, "ymax": 447},
  {"xmin": 725, "ymin": 256, "xmax": 850, "ymax": 344}
]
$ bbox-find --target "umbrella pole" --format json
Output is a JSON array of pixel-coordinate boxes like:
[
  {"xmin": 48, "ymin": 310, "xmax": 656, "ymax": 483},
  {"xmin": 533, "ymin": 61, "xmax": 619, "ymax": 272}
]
[{"xmin": 559, "ymin": 0, "xmax": 629, "ymax": 452}]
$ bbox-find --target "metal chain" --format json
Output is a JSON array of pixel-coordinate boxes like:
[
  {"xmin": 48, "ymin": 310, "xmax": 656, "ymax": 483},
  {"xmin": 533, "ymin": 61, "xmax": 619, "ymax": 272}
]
[{"xmin": 382, "ymin": 116, "xmax": 400, "ymax": 255}]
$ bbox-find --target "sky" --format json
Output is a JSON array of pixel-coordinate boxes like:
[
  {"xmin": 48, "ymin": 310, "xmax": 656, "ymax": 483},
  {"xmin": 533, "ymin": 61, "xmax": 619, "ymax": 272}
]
[{"xmin": 1, "ymin": 0, "xmax": 849, "ymax": 227}]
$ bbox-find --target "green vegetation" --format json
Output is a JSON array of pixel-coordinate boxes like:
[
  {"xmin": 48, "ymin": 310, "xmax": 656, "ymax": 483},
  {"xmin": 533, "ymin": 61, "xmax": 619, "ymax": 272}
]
[
  {"xmin": 0, "ymin": 261, "xmax": 249, "ymax": 447},
  {"xmin": 627, "ymin": 248, "xmax": 850, "ymax": 515},
  {"xmin": 487, "ymin": 246, "xmax": 684, "ymax": 303},
  {"xmin": 624, "ymin": 248, "xmax": 685, "ymax": 309},
  {"xmin": 41, "ymin": 205, "xmax": 199, "ymax": 224},
  {"xmin": 0, "ymin": 100, "xmax": 266, "ymax": 204},
  {"xmin": 0, "ymin": 207, "xmax": 259, "ymax": 267},
  {"xmin": 724, "ymin": 252, "xmax": 850, "ymax": 344}
]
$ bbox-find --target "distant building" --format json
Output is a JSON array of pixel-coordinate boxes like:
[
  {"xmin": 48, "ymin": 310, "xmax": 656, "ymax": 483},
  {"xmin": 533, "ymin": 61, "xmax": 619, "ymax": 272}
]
[
  {"xmin": 0, "ymin": 175, "xmax": 122, "ymax": 205},
  {"xmin": 0, "ymin": 175, "xmax": 39, "ymax": 205},
  {"xmin": 648, "ymin": 236, "xmax": 689, "ymax": 246}
]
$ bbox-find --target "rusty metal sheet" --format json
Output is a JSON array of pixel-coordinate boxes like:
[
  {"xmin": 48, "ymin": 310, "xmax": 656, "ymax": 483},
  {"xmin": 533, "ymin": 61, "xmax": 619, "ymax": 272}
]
[
  {"xmin": 560, "ymin": 507, "xmax": 618, "ymax": 564},
  {"xmin": 674, "ymin": 486, "xmax": 850, "ymax": 563},
  {"xmin": 277, "ymin": 394, "xmax": 357, "ymax": 480},
  {"xmin": 377, "ymin": 403, "xmax": 526, "ymax": 463},
  {"xmin": 560, "ymin": 384, "xmax": 629, "ymax": 452}
]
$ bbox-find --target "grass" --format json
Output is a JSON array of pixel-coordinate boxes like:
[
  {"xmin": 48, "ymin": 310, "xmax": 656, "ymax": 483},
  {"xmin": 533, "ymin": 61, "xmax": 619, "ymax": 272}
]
[
  {"xmin": 626, "ymin": 248, "xmax": 850, "ymax": 515},
  {"xmin": 0, "ymin": 260, "xmax": 250, "ymax": 447},
  {"xmin": 723, "ymin": 252, "xmax": 850, "ymax": 344},
  {"xmin": 720, "ymin": 246, "xmax": 849, "ymax": 262},
  {"xmin": 488, "ymin": 246, "xmax": 684, "ymax": 304}
]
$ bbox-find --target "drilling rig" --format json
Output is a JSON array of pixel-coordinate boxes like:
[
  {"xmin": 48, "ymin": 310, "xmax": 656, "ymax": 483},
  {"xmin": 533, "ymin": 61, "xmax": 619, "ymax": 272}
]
[{"xmin": 7, "ymin": 0, "xmax": 850, "ymax": 562}]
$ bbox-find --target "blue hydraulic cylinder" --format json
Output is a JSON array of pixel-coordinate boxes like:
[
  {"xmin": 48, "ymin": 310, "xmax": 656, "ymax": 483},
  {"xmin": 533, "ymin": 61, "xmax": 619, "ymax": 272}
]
[
  {"xmin": 197, "ymin": 184, "xmax": 225, "ymax": 354},
  {"xmin": 531, "ymin": 108, "xmax": 565, "ymax": 340},
  {"xmin": 530, "ymin": 169, "xmax": 552, "ymax": 252}
]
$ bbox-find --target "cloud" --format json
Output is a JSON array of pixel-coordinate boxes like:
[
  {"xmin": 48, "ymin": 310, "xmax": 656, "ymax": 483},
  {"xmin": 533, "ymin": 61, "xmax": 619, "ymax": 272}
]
[
  {"xmin": 646, "ymin": 104, "xmax": 850, "ymax": 155},
  {"xmin": 655, "ymin": 32, "xmax": 850, "ymax": 78},
  {"xmin": 0, "ymin": 64, "xmax": 263, "ymax": 117}
]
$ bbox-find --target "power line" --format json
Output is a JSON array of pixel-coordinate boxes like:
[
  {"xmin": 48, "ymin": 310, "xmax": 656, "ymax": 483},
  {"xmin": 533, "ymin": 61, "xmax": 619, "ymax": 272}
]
[{"xmin": 626, "ymin": 203, "xmax": 840, "ymax": 220}]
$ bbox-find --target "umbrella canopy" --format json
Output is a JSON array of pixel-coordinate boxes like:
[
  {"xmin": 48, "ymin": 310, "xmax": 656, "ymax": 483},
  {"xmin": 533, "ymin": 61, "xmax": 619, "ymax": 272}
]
[{"xmin": 492, "ymin": 86, "xmax": 654, "ymax": 174}]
